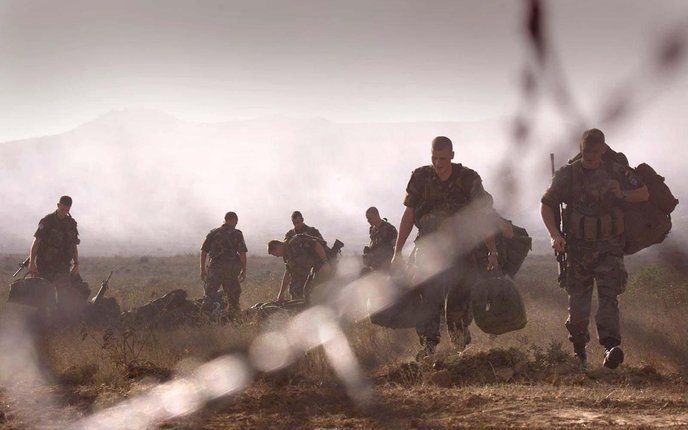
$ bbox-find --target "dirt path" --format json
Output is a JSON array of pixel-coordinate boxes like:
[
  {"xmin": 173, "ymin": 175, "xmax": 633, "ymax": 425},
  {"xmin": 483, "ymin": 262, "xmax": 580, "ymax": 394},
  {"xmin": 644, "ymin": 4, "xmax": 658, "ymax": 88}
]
[
  {"xmin": 1, "ymin": 380, "xmax": 687, "ymax": 429},
  {"xmin": 160, "ymin": 383, "xmax": 688, "ymax": 430}
]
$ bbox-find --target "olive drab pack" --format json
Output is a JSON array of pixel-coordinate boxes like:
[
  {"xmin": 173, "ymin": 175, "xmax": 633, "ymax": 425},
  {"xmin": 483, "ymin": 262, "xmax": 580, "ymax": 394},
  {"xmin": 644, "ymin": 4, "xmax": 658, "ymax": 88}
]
[
  {"xmin": 8, "ymin": 277, "xmax": 56, "ymax": 308},
  {"xmin": 622, "ymin": 163, "xmax": 677, "ymax": 254},
  {"xmin": 471, "ymin": 275, "xmax": 527, "ymax": 335}
]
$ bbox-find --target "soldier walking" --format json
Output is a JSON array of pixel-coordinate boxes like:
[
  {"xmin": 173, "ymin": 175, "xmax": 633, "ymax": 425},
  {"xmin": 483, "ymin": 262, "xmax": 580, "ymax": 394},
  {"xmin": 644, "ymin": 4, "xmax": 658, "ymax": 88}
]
[
  {"xmin": 28, "ymin": 195, "xmax": 82, "ymax": 317},
  {"xmin": 391, "ymin": 136, "xmax": 499, "ymax": 360},
  {"xmin": 541, "ymin": 128, "xmax": 649, "ymax": 369},
  {"xmin": 200, "ymin": 212, "xmax": 248, "ymax": 315},
  {"xmin": 362, "ymin": 207, "xmax": 397, "ymax": 274}
]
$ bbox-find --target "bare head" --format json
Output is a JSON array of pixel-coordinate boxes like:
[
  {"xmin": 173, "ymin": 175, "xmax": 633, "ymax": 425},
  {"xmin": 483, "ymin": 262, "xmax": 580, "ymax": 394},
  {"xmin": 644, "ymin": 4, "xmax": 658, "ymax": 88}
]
[
  {"xmin": 57, "ymin": 195, "xmax": 72, "ymax": 217},
  {"xmin": 431, "ymin": 136, "xmax": 454, "ymax": 177},
  {"xmin": 268, "ymin": 240, "xmax": 285, "ymax": 257},
  {"xmin": 365, "ymin": 206, "xmax": 381, "ymax": 226},
  {"xmin": 224, "ymin": 211, "xmax": 238, "ymax": 227},
  {"xmin": 580, "ymin": 128, "xmax": 606, "ymax": 169},
  {"xmin": 291, "ymin": 210, "xmax": 304, "ymax": 228}
]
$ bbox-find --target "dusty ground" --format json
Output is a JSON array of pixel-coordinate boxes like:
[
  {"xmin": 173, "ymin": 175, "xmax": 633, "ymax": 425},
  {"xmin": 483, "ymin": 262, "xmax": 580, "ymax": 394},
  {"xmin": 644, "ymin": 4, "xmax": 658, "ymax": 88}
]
[{"xmin": 1, "ymin": 253, "xmax": 687, "ymax": 429}]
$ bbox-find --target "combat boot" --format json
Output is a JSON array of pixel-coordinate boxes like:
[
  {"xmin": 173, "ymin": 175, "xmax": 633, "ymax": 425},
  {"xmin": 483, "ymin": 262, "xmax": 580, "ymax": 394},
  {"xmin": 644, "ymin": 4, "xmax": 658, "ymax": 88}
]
[
  {"xmin": 573, "ymin": 344, "xmax": 588, "ymax": 371},
  {"xmin": 603, "ymin": 346, "xmax": 624, "ymax": 369},
  {"xmin": 415, "ymin": 341, "xmax": 438, "ymax": 362}
]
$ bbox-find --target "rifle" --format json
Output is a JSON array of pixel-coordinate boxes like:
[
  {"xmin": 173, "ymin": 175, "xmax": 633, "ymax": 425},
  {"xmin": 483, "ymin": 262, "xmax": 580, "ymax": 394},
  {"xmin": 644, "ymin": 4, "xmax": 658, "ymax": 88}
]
[
  {"xmin": 90, "ymin": 271, "xmax": 114, "ymax": 304},
  {"xmin": 12, "ymin": 257, "xmax": 30, "ymax": 277},
  {"xmin": 550, "ymin": 153, "xmax": 567, "ymax": 287}
]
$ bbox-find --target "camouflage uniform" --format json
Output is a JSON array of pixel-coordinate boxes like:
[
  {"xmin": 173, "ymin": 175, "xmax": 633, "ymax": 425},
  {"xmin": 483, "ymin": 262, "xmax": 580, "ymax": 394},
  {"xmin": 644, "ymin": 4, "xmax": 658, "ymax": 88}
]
[
  {"xmin": 201, "ymin": 225, "xmax": 248, "ymax": 312},
  {"xmin": 34, "ymin": 211, "xmax": 80, "ymax": 300},
  {"xmin": 363, "ymin": 219, "xmax": 398, "ymax": 272},
  {"xmin": 404, "ymin": 163, "xmax": 494, "ymax": 350},
  {"xmin": 542, "ymin": 159, "xmax": 643, "ymax": 350},
  {"xmin": 283, "ymin": 234, "xmax": 325, "ymax": 300},
  {"xmin": 285, "ymin": 224, "xmax": 324, "ymax": 244}
]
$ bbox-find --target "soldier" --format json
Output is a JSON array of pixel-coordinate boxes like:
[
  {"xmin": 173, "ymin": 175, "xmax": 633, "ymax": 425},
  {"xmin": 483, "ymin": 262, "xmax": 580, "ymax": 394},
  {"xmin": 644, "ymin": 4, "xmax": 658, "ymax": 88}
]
[
  {"xmin": 541, "ymin": 128, "xmax": 649, "ymax": 370},
  {"xmin": 362, "ymin": 207, "xmax": 398, "ymax": 273},
  {"xmin": 200, "ymin": 212, "xmax": 248, "ymax": 315},
  {"xmin": 268, "ymin": 234, "xmax": 332, "ymax": 302},
  {"xmin": 391, "ymin": 136, "xmax": 499, "ymax": 360},
  {"xmin": 28, "ymin": 195, "xmax": 82, "ymax": 313},
  {"xmin": 285, "ymin": 211, "xmax": 324, "ymax": 243}
]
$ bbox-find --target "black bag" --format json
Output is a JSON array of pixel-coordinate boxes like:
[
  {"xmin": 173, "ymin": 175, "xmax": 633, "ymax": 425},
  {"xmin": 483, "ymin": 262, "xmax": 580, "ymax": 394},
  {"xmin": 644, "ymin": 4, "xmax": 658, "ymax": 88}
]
[
  {"xmin": 624, "ymin": 202, "xmax": 673, "ymax": 255},
  {"xmin": 8, "ymin": 277, "xmax": 56, "ymax": 308},
  {"xmin": 471, "ymin": 276, "xmax": 527, "ymax": 335},
  {"xmin": 502, "ymin": 223, "xmax": 532, "ymax": 278},
  {"xmin": 634, "ymin": 163, "xmax": 679, "ymax": 215},
  {"xmin": 623, "ymin": 163, "xmax": 677, "ymax": 254}
]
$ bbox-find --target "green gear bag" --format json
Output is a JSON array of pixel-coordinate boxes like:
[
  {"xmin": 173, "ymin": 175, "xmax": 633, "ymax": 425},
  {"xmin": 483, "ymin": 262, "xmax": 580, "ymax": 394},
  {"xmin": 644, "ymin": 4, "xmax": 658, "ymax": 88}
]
[
  {"xmin": 501, "ymin": 222, "xmax": 532, "ymax": 278},
  {"xmin": 471, "ymin": 276, "xmax": 527, "ymax": 335}
]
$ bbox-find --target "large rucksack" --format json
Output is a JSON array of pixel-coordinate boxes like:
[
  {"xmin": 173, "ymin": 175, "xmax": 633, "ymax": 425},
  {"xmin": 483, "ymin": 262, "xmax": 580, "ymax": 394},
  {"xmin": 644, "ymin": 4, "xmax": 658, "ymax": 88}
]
[
  {"xmin": 501, "ymin": 222, "xmax": 532, "ymax": 278},
  {"xmin": 623, "ymin": 163, "xmax": 677, "ymax": 255}
]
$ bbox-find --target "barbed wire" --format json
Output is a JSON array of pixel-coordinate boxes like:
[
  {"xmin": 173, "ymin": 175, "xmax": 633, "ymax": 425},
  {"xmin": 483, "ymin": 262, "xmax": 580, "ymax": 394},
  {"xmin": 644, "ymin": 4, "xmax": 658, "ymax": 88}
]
[{"xmin": 2, "ymin": 1, "xmax": 688, "ymax": 429}]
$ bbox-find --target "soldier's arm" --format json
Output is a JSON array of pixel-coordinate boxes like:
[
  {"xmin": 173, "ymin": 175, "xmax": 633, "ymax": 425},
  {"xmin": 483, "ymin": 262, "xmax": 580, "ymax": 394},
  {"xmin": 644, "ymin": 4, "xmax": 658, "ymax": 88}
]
[
  {"xmin": 71, "ymin": 243, "xmax": 80, "ymax": 274},
  {"xmin": 238, "ymin": 252, "xmax": 247, "ymax": 281},
  {"xmin": 313, "ymin": 242, "xmax": 329, "ymax": 264},
  {"xmin": 277, "ymin": 270, "xmax": 290, "ymax": 301},
  {"xmin": 393, "ymin": 207, "xmax": 415, "ymax": 260},
  {"xmin": 200, "ymin": 251, "xmax": 208, "ymax": 281},
  {"xmin": 28, "ymin": 237, "xmax": 40, "ymax": 274},
  {"xmin": 541, "ymin": 203, "xmax": 566, "ymax": 254}
]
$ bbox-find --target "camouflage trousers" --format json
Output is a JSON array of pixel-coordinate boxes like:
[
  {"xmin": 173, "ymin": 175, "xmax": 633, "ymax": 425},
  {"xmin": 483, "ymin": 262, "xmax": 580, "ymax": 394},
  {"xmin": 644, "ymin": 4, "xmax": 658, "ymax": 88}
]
[
  {"xmin": 204, "ymin": 262, "xmax": 242, "ymax": 313},
  {"xmin": 289, "ymin": 269, "xmax": 311, "ymax": 300},
  {"xmin": 564, "ymin": 241, "xmax": 627, "ymax": 349},
  {"xmin": 412, "ymin": 253, "xmax": 477, "ymax": 350}
]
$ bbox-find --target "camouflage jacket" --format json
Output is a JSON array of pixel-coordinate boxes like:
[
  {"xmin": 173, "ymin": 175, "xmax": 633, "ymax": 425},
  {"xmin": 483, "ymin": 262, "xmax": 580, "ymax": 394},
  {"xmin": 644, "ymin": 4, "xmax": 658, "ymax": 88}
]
[
  {"xmin": 201, "ymin": 225, "xmax": 248, "ymax": 265},
  {"xmin": 542, "ymin": 159, "xmax": 643, "ymax": 246},
  {"xmin": 403, "ymin": 163, "xmax": 493, "ymax": 235},
  {"xmin": 283, "ymin": 234, "xmax": 323, "ymax": 278},
  {"xmin": 365, "ymin": 219, "xmax": 397, "ymax": 268},
  {"xmin": 285, "ymin": 224, "xmax": 324, "ymax": 244},
  {"xmin": 34, "ymin": 211, "xmax": 80, "ymax": 271}
]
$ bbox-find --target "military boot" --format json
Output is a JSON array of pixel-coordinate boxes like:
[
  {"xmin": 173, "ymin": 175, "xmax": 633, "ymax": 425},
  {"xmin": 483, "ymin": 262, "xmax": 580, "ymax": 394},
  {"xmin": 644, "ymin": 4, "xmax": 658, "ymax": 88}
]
[
  {"xmin": 573, "ymin": 344, "xmax": 588, "ymax": 371},
  {"xmin": 415, "ymin": 340, "xmax": 438, "ymax": 362},
  {"xmin": 603, "ymin": 346, "xmax": 624, "ymax": 369}
]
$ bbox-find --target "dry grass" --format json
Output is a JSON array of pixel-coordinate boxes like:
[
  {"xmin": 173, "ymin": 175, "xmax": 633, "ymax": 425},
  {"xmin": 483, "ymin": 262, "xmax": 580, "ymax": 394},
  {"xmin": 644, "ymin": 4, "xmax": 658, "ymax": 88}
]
[{"xmin": 1, "ymin": 252, "xmax": 688, "ymax": 429}]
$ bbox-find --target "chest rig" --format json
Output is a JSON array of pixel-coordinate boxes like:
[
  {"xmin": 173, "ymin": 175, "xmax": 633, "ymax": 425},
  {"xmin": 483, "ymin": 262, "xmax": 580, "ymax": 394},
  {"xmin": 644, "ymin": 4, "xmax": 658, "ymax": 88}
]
[
  {"xmin": 565, "ymin": 161, "xmax": 624, "ymax": 242},
  {"xmin": 415, "ymin": 165, "xmax": 471, "ymax": 235}
]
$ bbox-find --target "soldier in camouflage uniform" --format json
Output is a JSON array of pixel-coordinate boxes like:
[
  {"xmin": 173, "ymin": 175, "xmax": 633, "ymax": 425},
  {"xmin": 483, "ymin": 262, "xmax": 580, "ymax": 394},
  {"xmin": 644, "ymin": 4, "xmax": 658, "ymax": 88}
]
[
  {"xmin": 200, "ymin": 212, "xmax": 248, "ymax": 314},
  {"xmin": 285, "ymin": 211, "xmax": 324, "ymax": 243},
  {"xmin": 362, "ymin": 207, "xmax": 398, "ymax": 273},
  {"xmin": 28, "ymin": 195, "xmax": 82, "ymax": 315},
  {"xmin": 541, "ymin": 129, "xmax": 649, "ymax": 369},
  {"xmin": 268, "ymin": 234, "xmax": 332, "ymax": 301},
  {"xmin": 392, "ymin": 136, "xmax": 499, "ymax": 360}
]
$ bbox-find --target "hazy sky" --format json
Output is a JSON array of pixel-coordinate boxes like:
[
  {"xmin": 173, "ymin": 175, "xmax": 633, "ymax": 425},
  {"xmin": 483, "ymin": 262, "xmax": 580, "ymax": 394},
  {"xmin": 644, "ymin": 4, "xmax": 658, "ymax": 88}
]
[{"xmin": 2, "ymin": 0, "xmax": 688, "ymax": 142}]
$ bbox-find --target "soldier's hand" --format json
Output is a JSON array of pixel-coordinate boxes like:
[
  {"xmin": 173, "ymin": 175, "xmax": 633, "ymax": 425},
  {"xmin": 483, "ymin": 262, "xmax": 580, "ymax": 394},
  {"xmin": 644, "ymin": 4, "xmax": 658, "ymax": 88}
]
[
  {"xmin": 390, "ymin": 252, "xmax": 403, "ymax": 267},
  {"xmin": 28, "ymin": 261, "xmax": 38, "ymax": 275},
  {"xmin": 70, "ymin": 263, "xmax": 80, "ymax": 275},
  {"xmin": 608, "ymin": 180, "xmax": 623, "ymax": 198},
  {"xmin": 551, "ymin": 233, "xmax": 566, "ymax": 253},
  {"xmin": 487, "ymin": 253, "xmax": 500, "ymax": 272}
]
